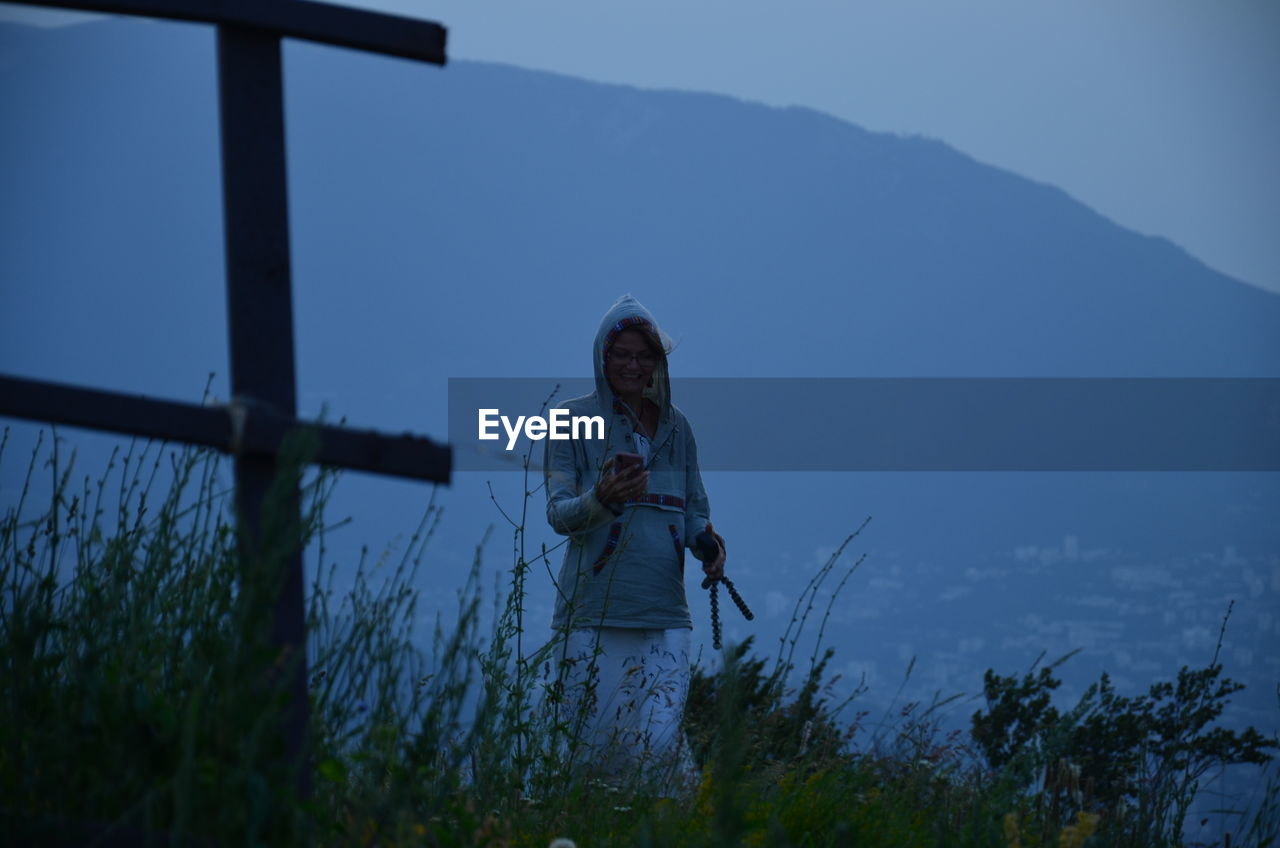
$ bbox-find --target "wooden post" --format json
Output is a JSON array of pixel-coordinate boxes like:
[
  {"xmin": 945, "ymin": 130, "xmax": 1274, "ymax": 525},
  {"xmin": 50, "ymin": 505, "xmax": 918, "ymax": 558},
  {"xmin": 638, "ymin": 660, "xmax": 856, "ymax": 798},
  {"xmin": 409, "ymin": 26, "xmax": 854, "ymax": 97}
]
[
  {"xmin": 217, "ymin": 22, "xmax": 310, "ymax": 798},
  {"xmin": 5, "ymin": 0, "xmax": 449, "ymax": 822}
]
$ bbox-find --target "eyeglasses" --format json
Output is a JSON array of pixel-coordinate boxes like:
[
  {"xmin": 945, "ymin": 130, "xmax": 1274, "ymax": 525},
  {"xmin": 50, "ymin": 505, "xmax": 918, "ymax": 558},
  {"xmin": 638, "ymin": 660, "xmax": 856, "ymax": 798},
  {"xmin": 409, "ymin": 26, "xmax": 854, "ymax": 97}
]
[{"xmin": 606, "ymin": 349, "xmax": 658, "ymax": 368}]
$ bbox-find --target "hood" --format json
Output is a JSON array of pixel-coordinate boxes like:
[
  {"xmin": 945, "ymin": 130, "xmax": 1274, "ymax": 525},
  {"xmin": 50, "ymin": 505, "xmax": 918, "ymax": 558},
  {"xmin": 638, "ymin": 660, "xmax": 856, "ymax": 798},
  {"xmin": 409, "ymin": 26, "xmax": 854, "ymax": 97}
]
[{"xmin": 592, "ymin": 294, "xmax": 672, "ymax": 422}]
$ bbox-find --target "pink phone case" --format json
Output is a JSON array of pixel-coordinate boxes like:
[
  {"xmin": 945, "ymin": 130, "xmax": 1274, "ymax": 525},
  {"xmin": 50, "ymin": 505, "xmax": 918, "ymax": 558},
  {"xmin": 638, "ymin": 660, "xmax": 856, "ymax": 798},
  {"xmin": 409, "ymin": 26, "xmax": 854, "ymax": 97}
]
[{"xmin": 615, "ymin": 452, "xmax": 643, "ymax": 472}]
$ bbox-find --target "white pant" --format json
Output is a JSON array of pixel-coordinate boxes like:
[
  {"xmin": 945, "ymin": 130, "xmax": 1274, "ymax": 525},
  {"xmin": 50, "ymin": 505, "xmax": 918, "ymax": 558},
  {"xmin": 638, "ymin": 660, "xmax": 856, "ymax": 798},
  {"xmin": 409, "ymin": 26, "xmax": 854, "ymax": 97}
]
[{"xmin": 557, "ymin": 627, "xmax": 697, "ymax": 795}]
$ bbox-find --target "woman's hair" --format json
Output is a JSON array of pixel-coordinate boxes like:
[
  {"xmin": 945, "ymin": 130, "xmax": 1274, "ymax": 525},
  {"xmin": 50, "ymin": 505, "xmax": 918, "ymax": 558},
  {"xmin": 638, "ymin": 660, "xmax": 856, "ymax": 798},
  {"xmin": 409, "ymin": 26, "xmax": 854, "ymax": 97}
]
[
  {"xmin": 603, "ymin": 316, "xmax": 676, "ymax": 361},
  {"xmin": 634, "ymin": 322, "xmax": 672, "ymax": 359}
]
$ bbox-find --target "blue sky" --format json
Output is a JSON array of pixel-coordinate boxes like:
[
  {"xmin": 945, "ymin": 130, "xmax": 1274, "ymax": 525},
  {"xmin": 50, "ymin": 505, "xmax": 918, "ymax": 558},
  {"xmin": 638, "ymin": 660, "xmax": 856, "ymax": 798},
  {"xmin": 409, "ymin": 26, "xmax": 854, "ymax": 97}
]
[{"xmin": 4, "ymin": 1, "xmax": 1276, "ymax": 293}]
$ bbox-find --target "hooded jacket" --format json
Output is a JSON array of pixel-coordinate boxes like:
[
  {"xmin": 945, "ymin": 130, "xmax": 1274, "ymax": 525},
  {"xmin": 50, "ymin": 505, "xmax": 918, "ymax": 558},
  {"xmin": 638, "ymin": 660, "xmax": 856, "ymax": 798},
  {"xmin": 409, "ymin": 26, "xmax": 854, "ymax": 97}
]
[{"xmin": 545, "ymin": 295, "xmax": 713, "ymax": 631}]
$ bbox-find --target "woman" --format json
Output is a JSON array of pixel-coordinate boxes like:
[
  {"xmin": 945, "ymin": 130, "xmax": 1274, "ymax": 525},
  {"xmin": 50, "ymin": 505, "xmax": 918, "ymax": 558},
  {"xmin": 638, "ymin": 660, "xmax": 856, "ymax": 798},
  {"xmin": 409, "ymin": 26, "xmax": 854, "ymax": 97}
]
[{"xmin": 543, "ymin": 294, "xmax": 725, "ymax": 793}]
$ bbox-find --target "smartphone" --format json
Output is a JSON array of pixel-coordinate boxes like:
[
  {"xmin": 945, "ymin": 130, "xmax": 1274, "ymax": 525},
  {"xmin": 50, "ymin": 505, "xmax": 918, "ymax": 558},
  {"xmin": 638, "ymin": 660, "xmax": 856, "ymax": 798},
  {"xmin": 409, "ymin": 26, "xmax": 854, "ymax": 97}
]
[{"xmin": 614, "ymin": 452, "xmax": 644, "ymax": 474}]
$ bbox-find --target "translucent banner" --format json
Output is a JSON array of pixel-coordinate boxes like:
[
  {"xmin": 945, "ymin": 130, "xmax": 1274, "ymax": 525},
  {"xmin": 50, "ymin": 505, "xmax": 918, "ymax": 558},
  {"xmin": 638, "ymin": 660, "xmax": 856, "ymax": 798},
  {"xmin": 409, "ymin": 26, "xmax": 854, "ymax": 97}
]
[{"xmin": 447, "ymin": 378, "xmax": 1280, "ymax": 472}]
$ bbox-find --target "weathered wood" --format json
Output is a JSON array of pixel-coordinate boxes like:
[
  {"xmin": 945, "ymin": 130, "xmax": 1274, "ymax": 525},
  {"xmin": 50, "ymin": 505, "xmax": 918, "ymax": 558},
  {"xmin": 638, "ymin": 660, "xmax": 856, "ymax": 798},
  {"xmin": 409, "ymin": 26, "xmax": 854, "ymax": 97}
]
[
  {"xmin": 17, "ymin": 0, "xmax": 447, "ymax": 64},
  {"xmin": 4, "ymin": 0, "xmax": 450, "ymax": 823},
  {"xmin": 0, "ymin": 375, "xmax": 452, "ymax": 481}
]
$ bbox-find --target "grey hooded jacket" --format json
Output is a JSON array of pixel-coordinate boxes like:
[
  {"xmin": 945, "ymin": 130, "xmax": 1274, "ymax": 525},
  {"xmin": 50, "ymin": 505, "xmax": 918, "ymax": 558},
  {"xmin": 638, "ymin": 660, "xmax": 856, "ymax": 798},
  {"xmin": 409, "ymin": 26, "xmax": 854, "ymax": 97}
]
[{"xmin": 545, "ymin": 295, "xmax": 713, "ymax": 631}]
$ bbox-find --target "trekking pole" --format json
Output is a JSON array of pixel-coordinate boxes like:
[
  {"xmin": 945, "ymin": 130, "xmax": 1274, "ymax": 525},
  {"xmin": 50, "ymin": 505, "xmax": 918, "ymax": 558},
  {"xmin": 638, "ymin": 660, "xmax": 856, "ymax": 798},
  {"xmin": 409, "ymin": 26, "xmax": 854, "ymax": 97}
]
[{"xmin": 696, "ymin": 532, "xmax": 754, "ymax": 650}]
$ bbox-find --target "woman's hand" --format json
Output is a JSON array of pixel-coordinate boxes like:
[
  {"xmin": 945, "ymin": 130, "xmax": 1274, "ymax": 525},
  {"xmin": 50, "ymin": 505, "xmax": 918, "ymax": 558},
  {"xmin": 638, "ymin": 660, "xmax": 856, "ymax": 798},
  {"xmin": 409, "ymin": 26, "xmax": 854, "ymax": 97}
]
[
  {"xmin": 701, "ymin": 521, "xmax": 726, "ymax": 581},
  {"xmin": 594, "ymin": 456, "xmax": 648, "ymax": 507}
]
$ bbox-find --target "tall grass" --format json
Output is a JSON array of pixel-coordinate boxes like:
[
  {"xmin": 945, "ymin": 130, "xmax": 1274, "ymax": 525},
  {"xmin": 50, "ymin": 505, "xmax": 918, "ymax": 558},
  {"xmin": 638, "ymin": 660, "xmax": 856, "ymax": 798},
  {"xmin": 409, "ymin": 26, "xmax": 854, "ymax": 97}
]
[
  {"xmin": 0, "ymin": 424, "xmax": 320, "ymax": 842},
  {"xmin": 2, "ymin": 424, "xmax": 1276, "ymax": 846}
]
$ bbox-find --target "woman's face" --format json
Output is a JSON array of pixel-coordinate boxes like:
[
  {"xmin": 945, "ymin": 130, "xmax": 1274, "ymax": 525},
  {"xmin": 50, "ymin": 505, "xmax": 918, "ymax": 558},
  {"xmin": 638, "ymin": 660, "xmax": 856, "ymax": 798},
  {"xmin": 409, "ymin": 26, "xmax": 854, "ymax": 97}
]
[{"xmin": 605, "ymin": 328, "xmax": 659, "ymax": 398}]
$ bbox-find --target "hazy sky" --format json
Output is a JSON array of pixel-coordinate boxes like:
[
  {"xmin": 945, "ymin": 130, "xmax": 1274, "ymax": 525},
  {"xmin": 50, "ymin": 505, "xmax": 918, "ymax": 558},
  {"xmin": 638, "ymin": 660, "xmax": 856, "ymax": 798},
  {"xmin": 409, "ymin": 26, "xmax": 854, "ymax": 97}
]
[{"xmin": 4, "ymin": 0, "xmax": 1277, "ymax": 294}]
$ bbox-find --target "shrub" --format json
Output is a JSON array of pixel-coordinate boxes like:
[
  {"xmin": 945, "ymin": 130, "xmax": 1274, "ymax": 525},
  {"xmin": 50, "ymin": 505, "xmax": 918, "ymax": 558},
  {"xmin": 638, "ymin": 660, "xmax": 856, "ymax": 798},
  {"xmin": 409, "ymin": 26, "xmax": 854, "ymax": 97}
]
[{"xmin": 971, "ymin": 610, "xmax": 1278, "ymax": 846}]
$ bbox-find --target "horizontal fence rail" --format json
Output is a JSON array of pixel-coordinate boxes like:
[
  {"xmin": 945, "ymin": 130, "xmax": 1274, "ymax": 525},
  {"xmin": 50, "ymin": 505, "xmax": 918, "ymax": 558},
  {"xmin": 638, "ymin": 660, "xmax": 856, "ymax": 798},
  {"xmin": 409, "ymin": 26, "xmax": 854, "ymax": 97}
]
[
  {"xmin": 18, "ymin": 0, "xmax": 446, "ymax": 63},
  {"xmin": 0, "ymin": 374, "xmax": 452, "ymax": 482}
]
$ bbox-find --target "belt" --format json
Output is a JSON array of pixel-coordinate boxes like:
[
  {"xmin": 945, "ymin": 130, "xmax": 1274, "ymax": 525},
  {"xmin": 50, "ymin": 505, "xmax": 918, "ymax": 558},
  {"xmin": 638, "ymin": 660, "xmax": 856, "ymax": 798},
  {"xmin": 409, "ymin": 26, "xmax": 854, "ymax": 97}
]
[{"xmin": 624, "ymin": 493, "xmax": 685, "ymax": 509}]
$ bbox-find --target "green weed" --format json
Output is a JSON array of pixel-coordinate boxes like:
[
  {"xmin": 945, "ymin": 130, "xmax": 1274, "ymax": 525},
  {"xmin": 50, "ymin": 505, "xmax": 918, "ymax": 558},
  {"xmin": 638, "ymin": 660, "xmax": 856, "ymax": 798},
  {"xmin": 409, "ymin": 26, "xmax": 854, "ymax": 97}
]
[{"xmin": 1, "ymin": 424, "xmax": 1275, "ymax": 847}]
